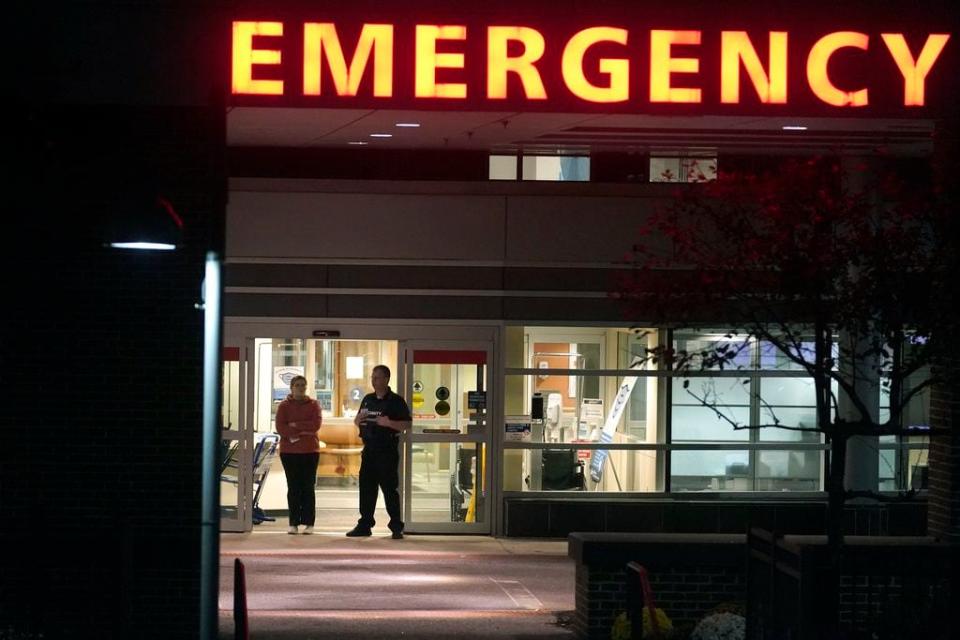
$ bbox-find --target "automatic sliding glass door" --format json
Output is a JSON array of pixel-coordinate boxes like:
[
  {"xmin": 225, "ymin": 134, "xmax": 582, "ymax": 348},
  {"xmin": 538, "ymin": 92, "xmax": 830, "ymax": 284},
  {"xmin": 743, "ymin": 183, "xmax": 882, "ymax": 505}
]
[{"xmin": 401, "ymin": 341, "xmax": 493, "ymax": 534}]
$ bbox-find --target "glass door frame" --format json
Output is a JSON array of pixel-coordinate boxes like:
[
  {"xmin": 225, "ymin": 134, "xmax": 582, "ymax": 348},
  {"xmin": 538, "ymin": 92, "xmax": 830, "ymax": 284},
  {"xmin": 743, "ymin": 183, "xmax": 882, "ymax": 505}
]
[
  {"xmin": 219, "ymin": 339, "xmax": 255, "ymax": 532},
  {"xmin": 400, "ymin": 339, "xmax": 495, "ymax": 534},
  {"xmin": 220, "ymin": 319, "xmax": 501, "ymax": 534}
]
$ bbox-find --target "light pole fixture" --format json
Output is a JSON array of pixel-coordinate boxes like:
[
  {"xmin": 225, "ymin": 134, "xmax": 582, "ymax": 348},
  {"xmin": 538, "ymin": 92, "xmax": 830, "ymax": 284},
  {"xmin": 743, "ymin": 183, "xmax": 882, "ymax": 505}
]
[{"xmin": 105, "ymin": 193, "xmax": 184, "ymax": 251}]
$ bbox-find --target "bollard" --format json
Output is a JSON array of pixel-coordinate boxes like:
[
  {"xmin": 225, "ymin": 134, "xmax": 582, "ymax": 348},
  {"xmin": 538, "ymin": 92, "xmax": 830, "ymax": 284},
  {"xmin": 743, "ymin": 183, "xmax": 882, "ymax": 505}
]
[
  {"xmin": 234, "ymin": 558, "xmax": 249, "ymax": 640},
  {"xmin": 626, "ymin": 562, "xmax": 662, "ymax": 640}
]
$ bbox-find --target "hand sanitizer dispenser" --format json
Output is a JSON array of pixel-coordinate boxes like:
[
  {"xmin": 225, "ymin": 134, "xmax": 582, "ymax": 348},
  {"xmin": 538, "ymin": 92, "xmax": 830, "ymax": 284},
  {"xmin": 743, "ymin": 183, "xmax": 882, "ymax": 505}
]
[{"xmin": 545, "ymin": 392, "xmax": 562, "ymax": 442}]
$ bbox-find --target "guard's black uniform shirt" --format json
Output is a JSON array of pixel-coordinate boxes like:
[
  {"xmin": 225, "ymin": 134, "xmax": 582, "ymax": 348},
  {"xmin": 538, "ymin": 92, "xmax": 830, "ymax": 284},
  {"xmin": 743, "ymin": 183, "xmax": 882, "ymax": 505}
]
[{"xmin": 359, "ymin": 387, "xmax": 412, "ymax": 449}]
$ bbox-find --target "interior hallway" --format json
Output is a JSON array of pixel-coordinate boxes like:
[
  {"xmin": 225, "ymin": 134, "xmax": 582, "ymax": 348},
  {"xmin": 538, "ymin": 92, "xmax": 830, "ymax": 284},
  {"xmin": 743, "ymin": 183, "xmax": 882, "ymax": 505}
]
[{"xmin": 218, "ymin": 531, "xmax": 576, "ymax": 639}]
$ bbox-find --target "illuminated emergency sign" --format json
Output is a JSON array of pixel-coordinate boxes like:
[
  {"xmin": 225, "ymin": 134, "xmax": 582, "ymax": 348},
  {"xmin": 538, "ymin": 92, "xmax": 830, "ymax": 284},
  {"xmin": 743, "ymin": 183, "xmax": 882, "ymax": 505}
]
[{"xmin": 230, "ymin": 20, "xmax": 951, "ymax": 111}]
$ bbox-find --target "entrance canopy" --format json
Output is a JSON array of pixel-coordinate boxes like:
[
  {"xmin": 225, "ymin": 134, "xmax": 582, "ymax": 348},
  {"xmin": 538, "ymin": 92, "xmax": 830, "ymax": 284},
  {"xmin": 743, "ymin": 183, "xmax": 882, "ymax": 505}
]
[{"xmin": 227, "ymin": 108, "xmax": 937, "ymax": 155}]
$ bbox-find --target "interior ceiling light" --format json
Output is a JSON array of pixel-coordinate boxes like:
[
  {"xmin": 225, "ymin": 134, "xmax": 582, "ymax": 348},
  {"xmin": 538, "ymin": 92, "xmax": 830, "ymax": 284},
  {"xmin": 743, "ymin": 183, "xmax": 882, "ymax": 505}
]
[
  {"xmin": 782, "ymin": 125, "xmax": 808, "ymax": 131},
  {"xmin": 395, "ymin": 122, "xmax": 421, "ymax": 128},
  {"xmin": 370, "ymin": 133, "xmax": 393, "ymax": 138},
  {"xmin": 347, "ymin": 141, "xmax": 368, "ymax": 145}
]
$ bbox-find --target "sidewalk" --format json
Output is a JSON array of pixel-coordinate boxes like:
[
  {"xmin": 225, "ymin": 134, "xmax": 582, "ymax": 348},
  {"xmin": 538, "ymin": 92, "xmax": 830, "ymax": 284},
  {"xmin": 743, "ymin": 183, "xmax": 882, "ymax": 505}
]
[{"xmin": 218, "ymin": 530, "xmax": 577, "ymax": 639}]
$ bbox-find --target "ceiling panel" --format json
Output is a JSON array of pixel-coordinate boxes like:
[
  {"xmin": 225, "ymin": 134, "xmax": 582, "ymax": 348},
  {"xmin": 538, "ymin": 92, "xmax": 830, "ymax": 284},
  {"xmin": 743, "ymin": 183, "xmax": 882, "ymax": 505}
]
[{"xmin": 227, "ymin": 108, "xmax": 935, "ymax": 155}]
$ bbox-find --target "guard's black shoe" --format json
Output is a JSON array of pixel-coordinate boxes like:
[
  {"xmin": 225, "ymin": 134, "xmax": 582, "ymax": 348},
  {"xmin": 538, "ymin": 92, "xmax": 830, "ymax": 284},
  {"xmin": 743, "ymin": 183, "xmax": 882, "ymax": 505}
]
[
  {"xmin": 391, "ymin": 530, "xmax": 404, "ymax": 540},
  {"xmin": 345, "ymin": 526, "xmax": 372, "ymax": 537}
]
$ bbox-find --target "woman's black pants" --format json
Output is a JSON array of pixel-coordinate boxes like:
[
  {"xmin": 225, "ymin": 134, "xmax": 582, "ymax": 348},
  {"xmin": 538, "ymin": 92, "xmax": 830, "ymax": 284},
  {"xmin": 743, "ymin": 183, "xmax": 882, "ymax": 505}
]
[{"xmin": 280, "ymin": 452, "xmax": 319, "ymax": 527}]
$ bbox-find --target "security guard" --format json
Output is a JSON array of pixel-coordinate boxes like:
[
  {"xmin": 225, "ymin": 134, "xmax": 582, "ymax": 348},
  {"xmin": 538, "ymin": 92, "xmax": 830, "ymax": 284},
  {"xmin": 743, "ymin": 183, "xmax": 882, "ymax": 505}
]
[{"xmin": 347, "ymin": 364, "xmax": 412, "ymax": 539}]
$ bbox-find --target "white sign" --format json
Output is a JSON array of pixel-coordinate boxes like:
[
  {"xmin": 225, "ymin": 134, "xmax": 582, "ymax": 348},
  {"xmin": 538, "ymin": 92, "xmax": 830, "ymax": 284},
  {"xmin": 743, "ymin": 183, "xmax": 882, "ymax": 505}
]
[
  {"xmin": 504, "ymin": 415, "xmax": 532, "ymax": 442},
  {"xmin": 346, "ymin": 356, "xmax": 365, "ymax": 379},
  {"xmin": 589, "ymin": 364, "xmax": 643, "ymax": 482},
  {"xmin": 273, "ymin": 366, "xmax": 304, "ymax": 401},
  {"xmin": 580, "ymin": 398, "xmax": 604, "ymax": 424}
]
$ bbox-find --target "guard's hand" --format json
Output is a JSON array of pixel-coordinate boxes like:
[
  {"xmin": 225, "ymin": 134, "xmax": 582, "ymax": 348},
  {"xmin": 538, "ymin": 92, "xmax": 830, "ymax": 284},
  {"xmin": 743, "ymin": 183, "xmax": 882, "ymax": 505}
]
[{"xmin": 375, "ymin": 416, "xmax": 391, "ymax": 428}]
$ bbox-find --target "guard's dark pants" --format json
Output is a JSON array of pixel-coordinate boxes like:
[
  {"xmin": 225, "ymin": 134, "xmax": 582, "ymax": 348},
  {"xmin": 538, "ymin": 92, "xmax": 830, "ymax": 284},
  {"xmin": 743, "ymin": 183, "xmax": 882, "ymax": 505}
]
[
  {"xmin": 280, "ymin": 452, "xmax": 319, "ymax": 527},
  {"xmin": 358, "ymin": 445, "xmax": 403, "ymax": 533}
]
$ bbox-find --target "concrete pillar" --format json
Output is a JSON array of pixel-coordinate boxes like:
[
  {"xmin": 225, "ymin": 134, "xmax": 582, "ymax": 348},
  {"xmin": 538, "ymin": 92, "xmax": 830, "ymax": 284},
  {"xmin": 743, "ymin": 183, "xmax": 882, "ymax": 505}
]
[
  {"xmin": 838, "ymin": 157, "xmax": 882, "ymax": 496},
  {"xmin": 837, "ymin": 330, "xmax": 881, "ymax": 494}
]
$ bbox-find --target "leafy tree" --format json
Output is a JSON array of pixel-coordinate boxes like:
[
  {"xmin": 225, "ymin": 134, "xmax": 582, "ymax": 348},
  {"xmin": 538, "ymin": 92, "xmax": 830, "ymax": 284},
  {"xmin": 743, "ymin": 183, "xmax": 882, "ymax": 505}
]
[{"xmin": 618, "ymin": 154, "xmax": 955, "ymax": 552}]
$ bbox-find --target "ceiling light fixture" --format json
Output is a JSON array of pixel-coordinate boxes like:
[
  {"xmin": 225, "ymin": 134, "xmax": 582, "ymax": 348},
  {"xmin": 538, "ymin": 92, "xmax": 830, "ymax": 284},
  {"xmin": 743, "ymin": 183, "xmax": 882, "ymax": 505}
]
[
  {"xmin": 347, "ymin": 141, "xmax": 368, "ymax": 145},
  {"xmin": 395, "ymin": 122, "xmax": 421, "ymax": 128},
  {"xmin": 782, "ymin": 125, "xmax": 808, "ymax": 131},
  {"xmin": 110, "ymin": 241, "xmax": 177, "ymax": 251},
  {"xmin": 370, "ymin": 133, "xmax": 393, "ymax": 138}
]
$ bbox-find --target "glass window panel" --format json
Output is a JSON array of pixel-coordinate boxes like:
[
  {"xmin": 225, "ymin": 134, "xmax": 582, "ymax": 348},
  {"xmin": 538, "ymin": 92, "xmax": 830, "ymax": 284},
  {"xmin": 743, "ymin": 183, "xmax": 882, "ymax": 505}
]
[
  {"xmin": 673, "ymin": 377, "xmax": 750, "ymax": 441},
  {"xmin": 221, "ymin": 360, "xmax": 240, "ymax": 430},
  {"xmin": 505, "ymin": 374, "xmax": 657, "ymax": 444},
  {"xmin": 559, "ymin": 156, "xmax": 590, "ymax": 181},
  {"xmin": 489, "ymin": 155, "xmax": 517, "ymax": 180},
  {"xmin": 577, "ymin": 343, "xmax": 601, "ymax": 399},
  {"xmin": 755, "ymin": 450, "xmax": 821, "ymax": 491},
  {"xmin": 411, "ymin": 362, "xmax": 484, "ymax": 435},
  {"xmin": 878, "ymin": 448, "xmax": 898, "ymax": 491},
  {"xmin": 908, "ymin": 438, "xmax": 929, "ymax": 491},
  {"xmin": 627, "ymin": 381, "xmax": 647, "ymax": 433},
  {"xmin": 252, "ymin": 338, "xmax": 397, "ymax": 427},
  {"xmin": 759, "ymin": 377, "xmax": 816, "ymax": 406},
  {"xmin": 246, "ymin": 337, "xmax": 400, "ymax": 517},
  {"xmin": 507, "ymin": 326, "xmax": 658, "ymax": 370},
  {"xmin": 759, "ymin": 332, "xmax": 838, "ymax": 371},
  {"xmin": 219, "ymin": 440, "xmax": 241, "ymax": 518},
  {"xmin": 878, "ymin": 436, "xmax": 930, "ymax": 492},
  {"xmin": 335, "ymin": 340, "xmax": 399, "ymax": 418},
  {"xmin": 902, "ymin": 354, "xmax": 931, "ymax": 425},
  {"xmin": 759, "ymin": 339, "xmax": 815, "ymax": 371},
  {"xmin": 671, "ymin": 406, "xmax": 751, "ymax": 441},
  {"xmin": 673, "ymin": 330, "xmax": 752, "ymax": 370},
  {"xmin": 756, "ymin": 407, "xmax": 820, "ymax": 441},
  {"xmin": 673, "ymin": 377, "xmax": 752, "ymax": 405},
  {"xmin": 312, "ymin": 340, "xmax": 335, "ymax": 414},
  {"xmin": 670, "ymin": 451, "xmax": 751, "ymax": 491},
  {"xmin": 505, "ymin": 447, "xmax": 659, "ymax": 492},
  {"xmin": 521, "ymin": 155, "xmax": 589, "ymax": 181},
  {"xmin": 880, "ymin": 384, "xmax": 891, "ymax": 426},
  {"xmin": 411, "ymin": 442, "xmax": 485, "ymax": 523},
  {"xmin": 617, "ymin": 330, "xmax": 655, "ymax": 368},
  {"xmin": 259, "ymin": 455, "xmax": 288, "ymax": 510},
  {"xmin": 650, "ymin": 156, "xmax": 717, "ymax": 183}
]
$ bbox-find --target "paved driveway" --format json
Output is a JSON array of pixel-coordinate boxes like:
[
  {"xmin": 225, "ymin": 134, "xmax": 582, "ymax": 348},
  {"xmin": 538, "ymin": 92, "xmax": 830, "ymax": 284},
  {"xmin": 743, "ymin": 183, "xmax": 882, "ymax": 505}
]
[{"xmin": 218, "ymin": 533, "xmax": 577, "ymax": 639}]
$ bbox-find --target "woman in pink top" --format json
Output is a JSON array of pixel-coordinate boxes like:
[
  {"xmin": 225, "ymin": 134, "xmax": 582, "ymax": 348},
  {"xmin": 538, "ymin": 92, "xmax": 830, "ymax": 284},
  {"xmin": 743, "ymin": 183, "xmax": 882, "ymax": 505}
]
[{"xmin": 275, "ymin": 375, "xmax": 322, "ymax": 534}]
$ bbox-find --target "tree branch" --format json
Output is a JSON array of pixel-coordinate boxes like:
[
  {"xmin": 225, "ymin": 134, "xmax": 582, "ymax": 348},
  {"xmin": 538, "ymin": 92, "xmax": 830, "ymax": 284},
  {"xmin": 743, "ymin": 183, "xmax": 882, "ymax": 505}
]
[{"xmin": 732, "ymin": 423, "xmax": 821, "ymax": 433}]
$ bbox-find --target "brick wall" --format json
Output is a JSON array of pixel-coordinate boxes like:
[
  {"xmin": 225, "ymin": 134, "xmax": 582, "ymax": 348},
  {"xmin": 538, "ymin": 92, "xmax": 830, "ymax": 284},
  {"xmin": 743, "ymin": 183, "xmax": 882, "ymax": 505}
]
[
  {"xmin": 0, "ymin": 104, "xmax": 224, "ymax": 639},
  {"xmin": 568, "ymin": 534, "xmax": 746, "ymax": 640},
  {"xmin": 747, "ymin": 535, "xmax": 954, "ymax": 638},
  {"xmin": 928, "ymin": 376, "xmax": 960, "ymax": 541},
  {"xmin": 506, "ymin": 499, "xmax": 928, "ymax": 538},
  {"xmin": 574, "ymin": 562, "xmax": 745, "ymax": 639}
]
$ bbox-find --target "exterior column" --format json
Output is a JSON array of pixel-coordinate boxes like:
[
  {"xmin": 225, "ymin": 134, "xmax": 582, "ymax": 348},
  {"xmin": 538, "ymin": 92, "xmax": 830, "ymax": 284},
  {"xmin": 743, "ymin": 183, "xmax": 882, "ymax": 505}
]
[
  {"xmin": 838, "ymin": 156, "xmax": 881, "ymax": 498},
  {"xmin": 837, "ymin": 329, "xmax": 881, "ymax": 495}
]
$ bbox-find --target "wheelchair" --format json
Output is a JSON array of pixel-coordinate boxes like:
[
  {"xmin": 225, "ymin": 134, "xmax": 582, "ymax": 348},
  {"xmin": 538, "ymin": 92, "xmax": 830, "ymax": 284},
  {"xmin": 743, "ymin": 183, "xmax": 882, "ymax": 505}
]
[{"xmin": 450, "ymin": 447, "xmax": 476, "ymax": 522}]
